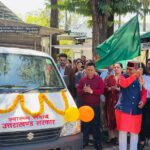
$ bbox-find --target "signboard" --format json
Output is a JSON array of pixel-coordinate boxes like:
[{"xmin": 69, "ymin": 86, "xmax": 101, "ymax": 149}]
[
  {"xmin": 65, "ymin": 30, "xmax": 87, "ymax": 37},
  {"xmin": 70, "ymin": 32, "xmax": 87, "ymax": 37},
  {"xmin": 141, "ymin": 42, "xmax": 150, "ymax": 50},
  {"xmin": 0, "ymin": 26, "xmax": 40, "ymax": 34}
]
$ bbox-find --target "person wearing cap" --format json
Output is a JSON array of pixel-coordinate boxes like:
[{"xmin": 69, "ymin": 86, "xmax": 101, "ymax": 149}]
[{"xmin": 115, "ymin": 61, "xmax": 147, "ymax": 150}]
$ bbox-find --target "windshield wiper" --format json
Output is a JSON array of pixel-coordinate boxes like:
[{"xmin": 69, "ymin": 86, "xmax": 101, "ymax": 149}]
[
  {"xmin": 22, "ymin": 86, "xmax": 64, "ymax": 93},
  {"xmin": 0, "ymin": 85, "xmax": 27, "ymax": 88}
]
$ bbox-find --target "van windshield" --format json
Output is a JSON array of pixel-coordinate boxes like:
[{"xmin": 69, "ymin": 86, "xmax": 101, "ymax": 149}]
[{"xmin": 0, "ymin": 53, "xmax": 64, "ymax": 92}]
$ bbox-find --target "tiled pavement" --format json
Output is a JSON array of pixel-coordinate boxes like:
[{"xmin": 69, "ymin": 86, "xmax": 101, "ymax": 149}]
[
  {"xmin": 84, "ymin": 131, "xmax": 150, "ymax": 150},
  {"xmin": 86, "ymin": 143, "xmax": 150, "ymax": 150},
  {"xmin": 85, "ymin": 143, "xmax": 118, "ymax": 150}
]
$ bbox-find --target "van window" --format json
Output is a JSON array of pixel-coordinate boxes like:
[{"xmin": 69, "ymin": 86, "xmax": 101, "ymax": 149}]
[{"xmin": 0, "ymin": 53, "xmax": 64, "ymax": 92}]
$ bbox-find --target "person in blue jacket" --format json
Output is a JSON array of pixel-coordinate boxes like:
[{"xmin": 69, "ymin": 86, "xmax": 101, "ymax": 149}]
[{"xmin": 115, "ymin": 61, "xmax": 147, "ymax": 150}]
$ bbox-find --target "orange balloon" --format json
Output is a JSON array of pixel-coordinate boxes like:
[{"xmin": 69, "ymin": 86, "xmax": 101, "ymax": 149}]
[{"xmin": 79, "ymin": 106, "xmax": 94, "ymax": 122}]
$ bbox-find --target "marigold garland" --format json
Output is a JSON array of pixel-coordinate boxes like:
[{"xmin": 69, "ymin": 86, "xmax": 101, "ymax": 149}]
[
  {"xmin": 0, "ymin": 90, "xmax": 69, "ymax": 117},
  {"xmin": 20, "ymin": 94, "xmax": 44, "ymax": 117},
  {"xmin": 0, "ymin": 95, "xmax": 20, "ymax": 114}
]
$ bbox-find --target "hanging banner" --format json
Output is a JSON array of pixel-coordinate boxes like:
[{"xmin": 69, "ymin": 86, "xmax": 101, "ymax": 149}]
[{"xmin": 0, "ymin": 26, "xmax": 40, "ymax": 34}]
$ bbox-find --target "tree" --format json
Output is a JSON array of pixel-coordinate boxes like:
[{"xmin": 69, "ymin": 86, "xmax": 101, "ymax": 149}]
[
  {"xmin": 25, "ymin": 9, "xmax": 50, "ymax": 27},
  {"xmin": 46, "ymin": 0, "xmax": 148, "ymax": 57},
  {"xmin": 50, "ymin": 0, "xmax": 59, "ymax": 60},
  {"xmin": 140, "ymin": 0, "xmax": 150, "ymax": 31}
]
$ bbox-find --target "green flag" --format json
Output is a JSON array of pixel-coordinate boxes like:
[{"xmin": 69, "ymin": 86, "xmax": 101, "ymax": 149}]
[{"xmin": 96, "ymin": 15, "xmax": 141, "ymax": 69}]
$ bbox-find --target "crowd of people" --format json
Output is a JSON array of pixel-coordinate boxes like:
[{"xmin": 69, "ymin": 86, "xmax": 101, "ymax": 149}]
[{"xmin": 57, "ymin": 53, "xmax": 150, "ymax": 150}]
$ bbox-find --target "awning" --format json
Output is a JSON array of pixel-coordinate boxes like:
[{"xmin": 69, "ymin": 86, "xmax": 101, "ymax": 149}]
[
  {"xmin": 0, "ymin": 19, "xmax": 64, "ymax": 50},
  {"xmin": 0, "ymin": 19, "xmax": 64, "ymax": 35},
  {"xmin": 141, "ymin": 32, "xmax": 150, "ymax": 39},
  {"xmin": 141, "ymin": 31, "xmax": 150, "ymax": 50},
  {"xmin": 52, "ymin": 44, "xmax": 91, "ymax": 50}
]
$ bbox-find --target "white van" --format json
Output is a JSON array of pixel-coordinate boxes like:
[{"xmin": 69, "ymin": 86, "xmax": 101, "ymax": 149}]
[{"xmin": 0, "ymin": 47, "xmax": 82, "ymax": 150}]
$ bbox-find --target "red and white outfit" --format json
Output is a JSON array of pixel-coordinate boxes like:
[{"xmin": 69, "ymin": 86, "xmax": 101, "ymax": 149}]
[{"xmin": 115, "ymin": 74, "xmax": 147, "ymax": 150}]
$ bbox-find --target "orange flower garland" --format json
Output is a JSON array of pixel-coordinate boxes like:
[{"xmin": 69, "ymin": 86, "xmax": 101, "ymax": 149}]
[
  {"xmin": 20, "ymin": 94, "xmax": 44, "ymax": 117},
  {"xmin": 38, "ymin": 90, "xmax": 69, "ymax": 116},
  {"xmin": 0, "ymin": 90, "xmax": 69, "ymax": 117},
  {"xmin": 0, "ymin": 95, "xmax": 20, "ymax": 114}
]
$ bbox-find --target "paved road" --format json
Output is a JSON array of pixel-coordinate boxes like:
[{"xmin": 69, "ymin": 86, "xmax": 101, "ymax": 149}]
[
  {"xmin": 85, "ymin": 144, "xmax": 150, "ymax": 150},
  {"xmin": 85, "ymin": 143, "xmax": 118, "ymax": 150},
  {"xmin": 84, "ymin": 132, "xmax": 150, "ymax": 150}
]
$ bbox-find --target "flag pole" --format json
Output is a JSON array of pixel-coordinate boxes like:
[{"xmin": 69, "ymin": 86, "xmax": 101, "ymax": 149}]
[
  {"xmin": 138, "ymin": 48, "xmax": 143, "ymax": 91},
  {"xmin": 139, "ymin": 54, "xmax": 142, "ymax": 68}
]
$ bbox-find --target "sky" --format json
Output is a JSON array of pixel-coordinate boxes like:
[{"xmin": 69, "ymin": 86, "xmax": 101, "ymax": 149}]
[{"xmin": 1, "ymin": 0, "xmax": 45, "ymax": 17}]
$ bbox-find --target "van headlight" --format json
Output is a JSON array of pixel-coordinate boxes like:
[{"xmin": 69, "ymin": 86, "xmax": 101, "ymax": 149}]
[{"xmin": 60, "ymin": 121, "xmax": 81, "ymax": 137}]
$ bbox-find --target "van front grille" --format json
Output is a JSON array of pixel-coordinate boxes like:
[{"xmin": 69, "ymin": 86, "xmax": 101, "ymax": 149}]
[{"xmin": 0, "ymin": 127, "xmax": 62, "ymax": 146}]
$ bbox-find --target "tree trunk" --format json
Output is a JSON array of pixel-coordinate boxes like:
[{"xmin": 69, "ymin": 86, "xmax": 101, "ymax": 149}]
[
  {"xmin": 65, "ymin": 10, "xmax": 68, "ymax": 31},
  {"xmin": 143, "ymin": 13, "xmax": 146, "ymax": 32},
  {"xmin": 50, "ymin": 0, "xmax": 58, "ymax": 28},
  {"xmin": 118, "ymin": 14, "xmax": 121, "ymax": 28},
  {"xmin": 91, "ymin": 0, "xmax": 109, "ymax": 60},
  {"xmin": 50, "ymin": 0, "xmax": 59, "ymax": 61},
  {"xmin": 107, "ymin": 14, "xmax": 114, "ymax": 38}
]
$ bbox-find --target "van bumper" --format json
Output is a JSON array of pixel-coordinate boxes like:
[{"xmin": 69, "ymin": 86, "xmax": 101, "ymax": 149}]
[{"xmin": 1, "ymin": 133, "xmax": 83, "ymax": 150}]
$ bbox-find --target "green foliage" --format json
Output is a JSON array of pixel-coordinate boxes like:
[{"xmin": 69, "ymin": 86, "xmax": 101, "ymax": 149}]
[
  {"xmin": 140, "ymin": 0, "xmax": 150, "ymax": 13},
  {"xmin": 46, "ymin": 0, "xmax": 91, "ymax": 16},
  {"xmin": 87, "ymin": 18, "xmax": 92, "ymax": 28},
  {"xmin": 97, "ymin": 1, "xmax": 112, "ymax": 15},
  {"xmin": 112, "ymin": 0, "xmax": 141, "ymax": 14},
  {"xmin": 25, "ymin": 9, "xmax": 50, "ymax": 27},
  {"xmin": 96, "ymin": 0, "xmax": 143, "ymax": 15},
  {"xmin": 46, "ymin": 0, "xmax": 150, "ymax": 17}
]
